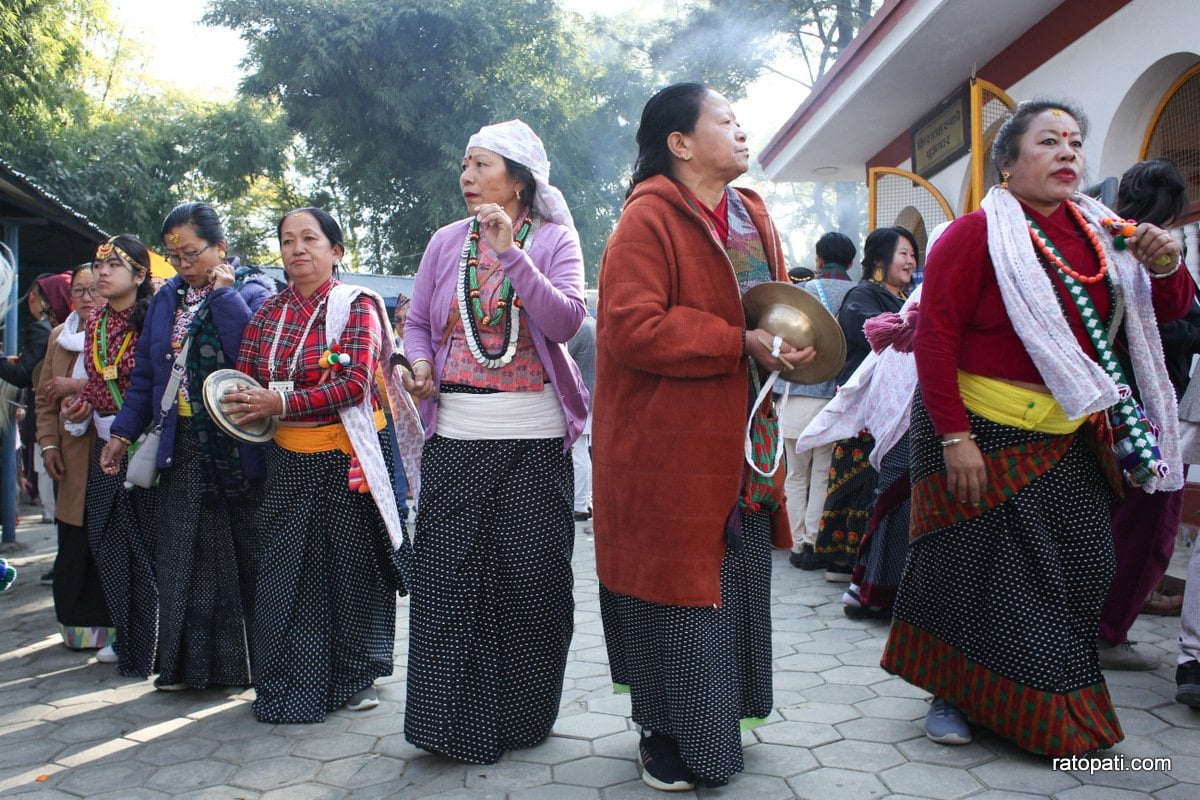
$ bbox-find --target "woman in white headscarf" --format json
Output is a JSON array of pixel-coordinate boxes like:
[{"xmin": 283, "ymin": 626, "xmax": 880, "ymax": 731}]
[{"xmin": 401, "ymin": 119, "xmax": 588, "ymax": 763}]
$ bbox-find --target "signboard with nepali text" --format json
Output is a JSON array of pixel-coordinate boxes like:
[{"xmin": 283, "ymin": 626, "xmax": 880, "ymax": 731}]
[{"xmin": 911, "ymin": 86, "xmax": 970, "ymax": 179}]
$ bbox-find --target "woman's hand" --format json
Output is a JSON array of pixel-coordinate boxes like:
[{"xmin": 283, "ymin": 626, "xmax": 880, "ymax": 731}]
[
  {"xmin": 222, "ymin": 384, "xmax": 284, "ymax": 424},
  {"xmin": 209, "ymin": 261, "xmax": 236, "ymax": 290},
  {"xmin": 99, "ymin": 437, "xmax": 129, "ymax": 476},
  {"xmin": 60, "ymin": 396, "xmax": 92, "ymax": 424},
  {"xmin": 44, "ymin": 376, "xmax": 86, "ymax": 405},
  {"xmin": 744, "ymin": 327, "xmax": 816, "ymax": 373},
  {"xmin": 943, "ymin": 433, "xmax": 986, "ymax": 504},
  {"xmin": 401, "ymin": 360, "xmax": 437, "ymax": 400},
  {"xmin": 476, "ymin": 203, "xmax": 515, "ymax": 254},
  {"xmin": 1127, "ymin": 223, "xmax": 1182, "ymax": 275},
  {"xmin": 43, "ymin": 447, "xmax": 65, "ymax": 481}
]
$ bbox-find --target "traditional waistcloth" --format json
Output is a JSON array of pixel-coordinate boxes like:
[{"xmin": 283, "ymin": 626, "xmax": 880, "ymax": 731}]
[
  {"xmin": 251, "ymin": 430, "xmax": 404, "ymax": 723},
  {"xmin": 814, "ymin": 433, "xmax": 876, "ymax": 570},
  {"xmin": 405, "ymin": 434, "xmax": 575, "ymax": 763},
  {"xmin": 850, "ymin": 434, "xmax": 910, "ymax": 610},
  {"xmin": 86, "ymin": 441, "xmax": 158, "ymax": 679},
  {"xmin": 153, "ymin": 419, "xmax": 257, "ymax": 689},
  {"xmin": 601, "ymin": 511, "xmax": 773, "ymax": 784},
  {"xmin": 881, "ymin": 393, "xmax": 1123, "ymax": 755}
]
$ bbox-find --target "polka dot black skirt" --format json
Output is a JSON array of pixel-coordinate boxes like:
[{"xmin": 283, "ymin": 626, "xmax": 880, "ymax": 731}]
[
  {"xmin": 251, "ymin": 432, "xmax": 406, "ymax": 724},
  {"xmin": 853, "ymin": 434, "xmax": 911, "ymax": 608},
  {"xmin": 882, "ymin": 393, "xmax": 1122, "ymax": 754},
  {"xmin": 600, "ymin": 510, "xmax": 774, "ymax": 785},
  {"xmin": 86, "ymin": 440, "xmax": 159, "ymax": 679},
  {"xmin": 405, "ymin": 435, "xmax": 575, "ymax": 764},
  {"xmin": 154, "ymin": 421, "xmax": 258, "ymax": 689}
]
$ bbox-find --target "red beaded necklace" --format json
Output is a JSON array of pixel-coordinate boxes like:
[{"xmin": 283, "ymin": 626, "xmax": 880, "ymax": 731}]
[{"xmin": 1027, "ymin": 201, "xmax": 1108, "ymax": 285}]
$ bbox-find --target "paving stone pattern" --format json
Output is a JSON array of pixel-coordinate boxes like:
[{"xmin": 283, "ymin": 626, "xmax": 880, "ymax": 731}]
[{"xmin": 0, "ymin": 512, "xmax": 1197, "ymax": 798}]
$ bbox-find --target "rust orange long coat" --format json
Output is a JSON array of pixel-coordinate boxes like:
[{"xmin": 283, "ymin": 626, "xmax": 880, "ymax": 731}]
[{"xmin": 593, "ymin": 175, "xmax": 791, "ymax": 607}]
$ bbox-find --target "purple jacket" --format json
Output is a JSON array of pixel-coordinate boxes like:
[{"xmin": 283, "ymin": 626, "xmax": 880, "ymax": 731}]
[
  {"xmin": 404, "ymin": 217, "xmax": 588, "ymax": 451},
  {"xmin": 112, "ymin": 273, "xmax": 274, "ymax": 478}
]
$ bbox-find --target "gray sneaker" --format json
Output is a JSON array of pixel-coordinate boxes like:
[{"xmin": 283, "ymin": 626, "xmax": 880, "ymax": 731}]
[
  {"xmin": 1097, "ymin": 640, "xmax": 1158, "ymax": 671},
  {"xmin": 345, "ymin": 686, "xmax": 379, "ymax": 711}
]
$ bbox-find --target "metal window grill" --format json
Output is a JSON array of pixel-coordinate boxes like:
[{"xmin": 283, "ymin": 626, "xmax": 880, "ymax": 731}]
[
  {"xmin": 1144, "ymin": 66, "xmax": 1200, "ymax": 210},
  {"xmin": 872, "ymin": 170, "xmax": 954, "ymax": 258},
  {"xmin": 979, "ymin": 85, "xmax": 1013, "ymax": 189}
]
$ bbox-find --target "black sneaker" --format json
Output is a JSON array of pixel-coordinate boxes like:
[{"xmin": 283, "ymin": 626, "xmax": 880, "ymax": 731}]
[
  {"xmin": 788, "ymin": 543, "xmax": 827, "ymax": 570},
  {"xmin": 1177, "ymin": 660, "xmax": 1200, "ymax": 708},
  {"xmin": 639, "ymin": 730, "xmax": 695, "ymax": 792}
]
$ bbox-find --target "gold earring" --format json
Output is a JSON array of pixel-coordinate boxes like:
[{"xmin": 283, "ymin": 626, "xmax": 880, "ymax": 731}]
[
  {"xmin": 515, "ymin": 187, "xmax": 522, "ymax": 201},
  {"xmin": 1000, "ymin": 171, "xmax": 1010, "ymax": 189}
]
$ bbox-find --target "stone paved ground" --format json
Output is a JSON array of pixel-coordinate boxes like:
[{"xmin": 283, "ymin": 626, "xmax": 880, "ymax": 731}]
[{"xmin": 0, "ymin": 510, "xmax": 1197, "ymax": 799}]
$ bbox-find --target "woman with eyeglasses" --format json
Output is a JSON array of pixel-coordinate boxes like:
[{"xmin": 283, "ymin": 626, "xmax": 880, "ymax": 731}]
[
  {"xmin": 65, "ymin": 235, "xmax": 156, "ymax": 676},
  {"xmin": 101, "ymin": 202, "xmax": 274, "ymax": 691},
  {"xmin": 36, "ymin": 263, "xmax": 114, "ymax": 651}
]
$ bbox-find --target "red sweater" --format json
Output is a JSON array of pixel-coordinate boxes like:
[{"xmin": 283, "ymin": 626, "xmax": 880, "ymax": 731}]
[{"xmin": 915, "ymin": 203, "xmax": 1194, "ymax": 434}]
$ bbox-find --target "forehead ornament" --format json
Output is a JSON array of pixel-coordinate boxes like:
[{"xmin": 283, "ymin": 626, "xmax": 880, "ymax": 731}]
[{"xmin": 168, "ymin": 232, "xmax": 180, "ymax": 245}]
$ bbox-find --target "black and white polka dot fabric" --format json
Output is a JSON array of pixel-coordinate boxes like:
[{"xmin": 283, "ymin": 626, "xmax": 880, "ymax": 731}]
[
  {"xmin": 600, "ymin": 510, "xmax": 774, "ymax": 785},
  {"xmin": 404, "ymin": 435, "xmax": 575, "ymax": 764},
  {"xmin": 893, "ymin": 394, "xmax": 1115, "ymax": 692},
  {"xmin": 154, "ymin": 421, "xmax": 257, "ymax": 689},
  {"xmin": 86, "ymin": 441, "xmax": 159, "ymax": 678},
  {"xmin": 251, "ymin": 432, "xmax": 404, "ymax": 724}
]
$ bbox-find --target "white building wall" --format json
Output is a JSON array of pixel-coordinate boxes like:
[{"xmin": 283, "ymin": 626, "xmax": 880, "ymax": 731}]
[{"xmin": 889, "ymin": 0, "xmax": 1199, "ymax": 216}]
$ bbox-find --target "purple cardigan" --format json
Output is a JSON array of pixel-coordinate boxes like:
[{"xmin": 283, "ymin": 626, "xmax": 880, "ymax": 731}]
[{"xmin": 404, "ymin": 217, "xmax": 589, "ymax": 450}]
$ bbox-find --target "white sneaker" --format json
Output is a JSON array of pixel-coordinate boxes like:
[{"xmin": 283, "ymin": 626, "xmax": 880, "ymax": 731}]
[
  {"xmin": 345, "ymin": 686, "xmax": 379, "ymax": 711},
  {"xmin": 96, "ymin": 645, "xmax": 117, "ymax": 663}
]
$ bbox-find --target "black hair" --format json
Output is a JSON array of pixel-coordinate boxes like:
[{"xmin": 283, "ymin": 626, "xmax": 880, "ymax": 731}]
[
  {"xmin": 992, "ymin": 98, "xmax": 1089, "ymax": 179},
  {"xmin": 161, "ymin": 201, "xmax": 227, "ymax": 246},
  {"xmin": 501, "ymin": 156, "xmax": 538, "ymax": 216},
  {"xmin": 277, "ymin": 207, "xmax": 345, "ymax": 249},
  {"xmin": 1117, "ymin": 157, "xmax": 1189, "ymax": 227},
  {"xmin": 105, "ymin": 234, "xmax": 154, "ymax": 333},
  {"xmin": 277, "ymin": 207, "xmax": 346, "ymax": 276},
  {"xmin": 862, "ymin": 226, "xmax": 918, "ymax": 283},
  {"xmin": 629, "ymin": 82, "xmax": 711, "ymax": 195},
  {"xmin": 815, "ymin": 232, "xmax": 856, "ymax": 266}
]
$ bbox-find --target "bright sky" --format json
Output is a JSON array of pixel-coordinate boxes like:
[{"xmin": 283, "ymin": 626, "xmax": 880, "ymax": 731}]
[{"xmin": 107, "ymin": 0, "xmax": 806, "ymax": 158}]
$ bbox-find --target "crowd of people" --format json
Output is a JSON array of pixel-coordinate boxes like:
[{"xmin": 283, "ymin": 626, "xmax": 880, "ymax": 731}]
[{"xmin": 5, "ymin": 85, "xmax": 1200, "ymax": 792}]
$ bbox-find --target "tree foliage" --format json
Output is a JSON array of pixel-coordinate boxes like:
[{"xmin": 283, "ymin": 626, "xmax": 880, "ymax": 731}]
[
  {"xmin": 0, "ymin": 0, "xmax": 100, "ymax": 150},
  {"xmin": 208, "ymin": 0, "xmax": 652, "ymax": 277}
]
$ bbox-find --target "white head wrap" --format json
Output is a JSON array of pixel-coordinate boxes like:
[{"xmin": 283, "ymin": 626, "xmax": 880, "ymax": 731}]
[{"xmin": 467, "ymin": 119, "xmax": 574, "ymax": 229}]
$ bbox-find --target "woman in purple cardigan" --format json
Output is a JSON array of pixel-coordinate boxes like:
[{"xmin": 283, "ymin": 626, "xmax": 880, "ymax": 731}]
[
  {"xmin": 401, "ymin": 119, "xmax": 588, "ymax": 764},
  {"xmin": 103, "ymin": 202, "xmax": 273, "ymax": 691}
]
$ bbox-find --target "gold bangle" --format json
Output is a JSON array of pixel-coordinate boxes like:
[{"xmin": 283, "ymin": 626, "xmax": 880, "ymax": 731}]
[
  {"xmin": 410, "ymin": 358, "xmax": 433, "ymax": 369},
  {"xmin": 111, "ymin": 434, "xmax": 132, "ymax": 446}
]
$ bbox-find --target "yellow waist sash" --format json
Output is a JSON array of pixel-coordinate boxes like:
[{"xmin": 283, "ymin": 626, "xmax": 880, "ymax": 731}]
[
  {"xmin": 958, "ymin": 371, "xmax": 1085, "ymax": 434},
  {"xmin": 273, "ymin": 408, "xmax": 386, "ymax": 454},
  {"xmin": 177, "ymin": 392, "xmax": 193, "ymax": 417}
]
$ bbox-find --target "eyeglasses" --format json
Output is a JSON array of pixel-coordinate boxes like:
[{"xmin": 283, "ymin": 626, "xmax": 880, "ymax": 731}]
[
  {"xmin": 70, "ymin": 286, "xmax": 101, "ymax": 298},
  {"xmin": 165, "ymin": 243, "xmax": 214, "ymax": 267}
]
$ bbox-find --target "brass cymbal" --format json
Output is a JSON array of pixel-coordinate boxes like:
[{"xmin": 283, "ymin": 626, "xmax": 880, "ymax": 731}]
[
  {"xmin": 742, "ymin": 281, "xmax": 846, "ymax": 384},
  {"xmin": 202, "ymin": 368, "xmax": 278, "ymax": 444}
]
